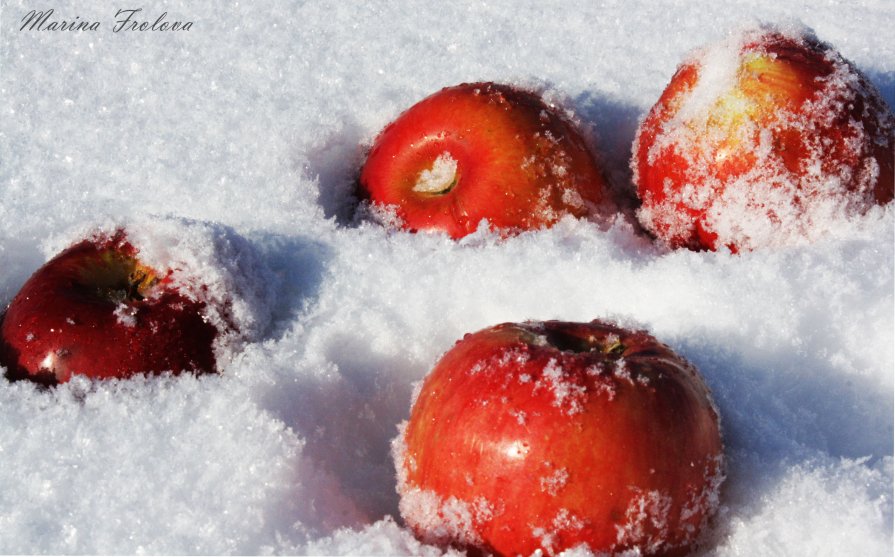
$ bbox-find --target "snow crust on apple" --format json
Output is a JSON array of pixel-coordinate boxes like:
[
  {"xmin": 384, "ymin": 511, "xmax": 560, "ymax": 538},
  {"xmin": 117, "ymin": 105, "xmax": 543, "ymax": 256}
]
[
  {"xmin": 632, "ymin": 23, "xmax": 895, "ymax": 251},
  {"xmin": 413, "ymin": 152, "xmax": 459, "ymax": 194},
  {"xmin": 391, "ymin": 430, "xmax": 495, "ymax": 549},
  {"xmin": 44, "ymin": 217, "xmax": 276, "ymax": 371},
  {"xmin": 394, "ymin": 320, "xmax": 724, "ymax": 556}
]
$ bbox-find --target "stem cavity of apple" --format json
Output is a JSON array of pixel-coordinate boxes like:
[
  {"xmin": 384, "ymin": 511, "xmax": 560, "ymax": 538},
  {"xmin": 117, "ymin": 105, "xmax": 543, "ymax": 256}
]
[
  {"xmin": 412, "ymin": 152, "xmax": 459, "ymax": 195},
  {"xmin": 89, "ymin": 251, "xmax": 159, "ymax": 304},
  {"xmin": 545, "ymin": 327, "xmax": 626, "ymax": 357},
  {"xmin": 127, "ymin": 266, "xmax": 158, "ymax": 301}
]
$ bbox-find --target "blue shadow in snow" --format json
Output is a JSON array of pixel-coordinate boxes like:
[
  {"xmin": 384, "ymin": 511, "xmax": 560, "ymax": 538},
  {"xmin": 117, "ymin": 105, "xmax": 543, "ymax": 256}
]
[
  {"xmin": 300, "ymin": 116, "xmax": 369, "ymax": 227},
  {"xmin": 246, "ymin": 231, "xmax": 334, "ymax": 342}
]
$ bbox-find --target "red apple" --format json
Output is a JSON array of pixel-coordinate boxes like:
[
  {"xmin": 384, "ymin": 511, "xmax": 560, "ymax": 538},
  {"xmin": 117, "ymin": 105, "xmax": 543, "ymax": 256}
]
[
  {"xmin": 632, "ymin": 27, "xmax": 895, "ymax": 251},
  {"xmin": 0, "ymin": 232, "xmax": 220, "ymax": 385},
  {"xmin": 359, "ymin": 82, "xmax": 612, "ymax": 239},
  {"xmin": 394, "ymin": 320, "xmax": 724, "ymax": 557}
]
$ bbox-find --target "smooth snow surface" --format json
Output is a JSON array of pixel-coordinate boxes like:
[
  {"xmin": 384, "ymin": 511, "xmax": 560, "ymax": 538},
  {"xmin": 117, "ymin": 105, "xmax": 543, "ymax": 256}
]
[{"xmin": 1, "ymin": 1, "xmax": 892, "ymax": 556}]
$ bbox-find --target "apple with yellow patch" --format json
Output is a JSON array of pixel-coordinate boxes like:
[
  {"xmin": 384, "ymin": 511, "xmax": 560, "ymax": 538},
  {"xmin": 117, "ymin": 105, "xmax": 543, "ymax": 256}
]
[
  {"xmin": 0, "ymin": 232, "xmax": 220, "ymax": 385},
  {"xmin": 633, "ymin": 27, "xmax": 894, "ymax": 251}
]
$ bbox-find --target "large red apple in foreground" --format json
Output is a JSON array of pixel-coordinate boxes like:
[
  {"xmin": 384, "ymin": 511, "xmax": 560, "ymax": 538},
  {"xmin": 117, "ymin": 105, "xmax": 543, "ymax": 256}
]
[
  {"xmin": 360, "ymin": 82, "xmax": 612, "ymax": 238},
  {"xmin": 0, "ymin": 232, "xmax": 219, "ymax": 385},
  {"xmin": 394, "ymin": 320, "xmax": 724, "ymax": 556},
  {"xmin": 633, "ymin": 27, "xmax": 895, "ymax": 251}
]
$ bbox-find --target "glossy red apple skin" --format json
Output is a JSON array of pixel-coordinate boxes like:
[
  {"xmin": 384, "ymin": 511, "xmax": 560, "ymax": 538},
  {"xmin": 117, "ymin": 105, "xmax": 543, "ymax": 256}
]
[
  {"xmin": 0, "ymin": 234, "xmax": 218, "ymax": 385},
  {"xmin": 633, "ymin": 30, "xmax": 895, "ymax": 251},
  {"xmin": 360, "ymin": 82, "xmax": 611, "ymax": 238},
  {"xmin": 396, "ymin": 320, "xmax": 724, "ymax": 557}
]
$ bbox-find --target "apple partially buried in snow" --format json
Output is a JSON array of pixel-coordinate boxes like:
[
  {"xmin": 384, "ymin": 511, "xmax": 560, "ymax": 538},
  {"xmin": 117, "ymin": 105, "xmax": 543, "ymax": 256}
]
[
  {"xmin": 632, "ymin": 27, "xmax": 895, "ymax": 251},
  {"xmin": 394, "ymin": 320, "xmax": 724, "ymax": 557},
  {"xmin": 0, "ymin": 233, "xmax": 220, "ymax": 385},
  {"xmin": 360, "ymin": 82, "xmax": 612, "ymax": 238}
]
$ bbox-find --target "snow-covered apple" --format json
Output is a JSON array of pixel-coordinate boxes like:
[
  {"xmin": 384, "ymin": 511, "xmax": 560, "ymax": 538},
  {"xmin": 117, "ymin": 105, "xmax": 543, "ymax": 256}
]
[
  {"xmin": 632, "ymin": 26, "xmax": 895, "ymax": 251},
  {"xmin": 359, "ymin": 82, "xmax": 612, "ymax": 238},
  {"xmin": 0, "ymin": 232, "xmax": 220, "ymax": 385},
  {"xmin": 394, "ymin": 320, "xmax": 724, "ymax": 557}
]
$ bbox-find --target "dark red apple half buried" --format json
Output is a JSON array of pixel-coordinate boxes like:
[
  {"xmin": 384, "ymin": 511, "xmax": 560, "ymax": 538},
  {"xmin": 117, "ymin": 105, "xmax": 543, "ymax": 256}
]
[
  {"xmin": 394, "ymin": 320, "xmax": 724, "ymax": 556},
  {"xmin": 0, "ymin": 232, "xmax": 221, "ymax": 385},
  {"xmin": 360, "ymin": 82, "xmax": 613, "ymax": 238}
]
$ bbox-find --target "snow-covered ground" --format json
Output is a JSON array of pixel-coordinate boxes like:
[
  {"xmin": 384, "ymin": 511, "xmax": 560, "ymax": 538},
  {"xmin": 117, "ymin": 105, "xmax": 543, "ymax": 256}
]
[{"xmin": 1, "ymin": 0, "xmax": 892, "ymax": 555}]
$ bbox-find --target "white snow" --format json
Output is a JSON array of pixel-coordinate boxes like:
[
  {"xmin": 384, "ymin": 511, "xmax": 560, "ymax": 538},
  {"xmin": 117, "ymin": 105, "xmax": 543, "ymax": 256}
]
[
  {"xmin": 0, "ymin": 1, "xmax": 892, "ymax": 556},
  {"xmin": 413, "ymin": 152, "xmax": 458, "ymax": 194},
  {"xmin": 535, "ymin": 357, "xmax": 589, "ymax": 415}
]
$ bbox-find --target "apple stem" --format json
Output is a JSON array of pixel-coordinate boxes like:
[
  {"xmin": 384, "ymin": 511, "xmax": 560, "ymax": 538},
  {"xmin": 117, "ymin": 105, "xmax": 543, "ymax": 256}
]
[
  {"xmin": 604, "ymin": 339, "xmax": 626, "ymax": 356},
  {"xmin": 94, "ymin": 262, "xmax": 158, "ymax": 303},
  {"xmin": 127, "ymin": 269, "xmax": 154, "ymax": 300}
]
